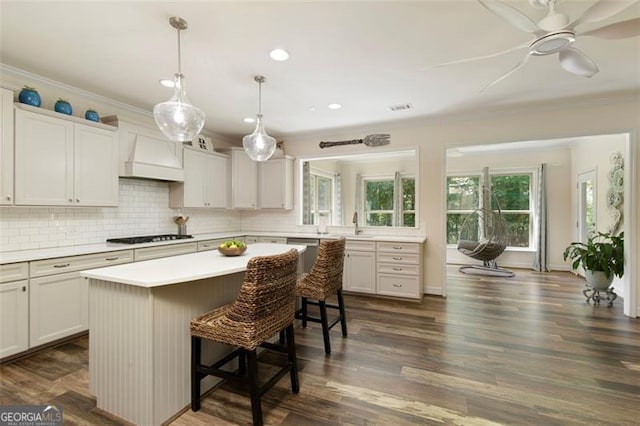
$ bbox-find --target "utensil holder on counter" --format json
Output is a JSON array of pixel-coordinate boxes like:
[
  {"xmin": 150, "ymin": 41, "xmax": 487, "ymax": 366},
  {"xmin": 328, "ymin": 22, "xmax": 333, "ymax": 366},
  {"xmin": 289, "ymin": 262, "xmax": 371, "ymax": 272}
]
[{"xmin": 178, "ymin": 224, "xmax": 187, "ymax": 235}]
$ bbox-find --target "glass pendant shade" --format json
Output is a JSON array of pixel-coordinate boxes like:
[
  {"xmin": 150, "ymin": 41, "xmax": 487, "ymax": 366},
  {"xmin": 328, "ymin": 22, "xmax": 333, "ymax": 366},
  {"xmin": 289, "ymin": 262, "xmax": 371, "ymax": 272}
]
[
  {"xmin": 154, "ymin": 73, "xmax": 205, "ymax": 142},
  {"xmin": 243, "ymin": 113, "xmax": 276, "ymax": 161}
]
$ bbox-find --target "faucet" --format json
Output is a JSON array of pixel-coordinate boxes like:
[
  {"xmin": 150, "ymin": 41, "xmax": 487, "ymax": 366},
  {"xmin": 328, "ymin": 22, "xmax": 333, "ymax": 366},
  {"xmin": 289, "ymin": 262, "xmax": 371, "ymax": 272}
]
[{"xmin": 352, "ymin": 212, "xmax": 362, "ymax": 235}]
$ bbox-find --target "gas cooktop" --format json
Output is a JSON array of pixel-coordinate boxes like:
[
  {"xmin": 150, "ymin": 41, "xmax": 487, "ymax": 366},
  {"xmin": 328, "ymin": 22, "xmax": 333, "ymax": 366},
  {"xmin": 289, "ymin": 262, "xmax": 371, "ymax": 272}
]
[{"xmin": 107, "ymin": 234, "xmax": 194, "ymax": 244}]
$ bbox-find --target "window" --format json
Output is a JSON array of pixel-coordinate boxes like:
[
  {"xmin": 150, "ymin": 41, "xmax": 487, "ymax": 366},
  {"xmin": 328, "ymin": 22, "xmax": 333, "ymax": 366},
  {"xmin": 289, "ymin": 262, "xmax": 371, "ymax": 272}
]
[
  {"xmin": 363, "ymin": 175, "xmax": 415, "ymax": 227},
  {"xmin": 309, "ymin": 172, "xmax": 333, "ymax": 226},
  {"xmin": 446, "ymin": 171, "xmax": 535, "ymax": 248}
]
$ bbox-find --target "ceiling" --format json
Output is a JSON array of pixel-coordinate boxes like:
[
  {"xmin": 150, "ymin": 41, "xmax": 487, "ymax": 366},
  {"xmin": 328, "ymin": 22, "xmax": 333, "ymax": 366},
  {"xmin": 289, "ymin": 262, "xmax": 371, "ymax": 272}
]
[{"xmin": 1, "ymin": 1, "xmax": 639, "ymax": 140}]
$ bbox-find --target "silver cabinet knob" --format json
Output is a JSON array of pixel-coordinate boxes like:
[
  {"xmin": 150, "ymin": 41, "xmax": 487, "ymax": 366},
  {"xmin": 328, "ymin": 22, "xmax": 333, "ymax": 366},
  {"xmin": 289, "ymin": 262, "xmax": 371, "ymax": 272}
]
[
  {"xmin": 68, "ymin": 198, "xmax": 73, "ymax": 203},
  {"xmin": 6, "ymin": 195, "xmax": 10, "ymax": 200}
]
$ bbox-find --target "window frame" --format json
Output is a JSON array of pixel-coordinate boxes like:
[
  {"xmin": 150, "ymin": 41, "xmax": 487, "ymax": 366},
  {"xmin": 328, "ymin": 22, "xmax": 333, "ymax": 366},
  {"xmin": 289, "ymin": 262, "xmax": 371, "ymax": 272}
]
[
  {"xmin": 361, "ymin": 173, "xmax": 416, "ymax": 227},
  {"xmin": 309, "ymin": 167, "xmax": 335, "ymax": 226},
  {"xmin": 446, "ymin": 168, "xmax": 538, "ymax": 250}
]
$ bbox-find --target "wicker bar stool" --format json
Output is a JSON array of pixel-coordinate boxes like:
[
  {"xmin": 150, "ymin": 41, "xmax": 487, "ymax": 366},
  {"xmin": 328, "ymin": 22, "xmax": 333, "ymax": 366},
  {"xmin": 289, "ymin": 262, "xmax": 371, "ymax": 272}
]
[
  {"xmin": 190, "ymin": 249, "xmax": 300, "ymax": 426},
  {"xmin": 295, "ymin": 237, "xmax": 347, "ymax": 354}
]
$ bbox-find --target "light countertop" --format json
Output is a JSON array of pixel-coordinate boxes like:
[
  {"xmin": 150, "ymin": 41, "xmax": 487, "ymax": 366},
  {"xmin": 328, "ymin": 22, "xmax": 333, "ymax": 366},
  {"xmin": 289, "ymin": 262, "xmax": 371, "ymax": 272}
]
[
  {"xmin": 0, "ymin": 231, "xmax": 426, "ymax": 264},
  {"xmin": 81, "ymin": 243, "xmax": 306, "ymax": 288}
]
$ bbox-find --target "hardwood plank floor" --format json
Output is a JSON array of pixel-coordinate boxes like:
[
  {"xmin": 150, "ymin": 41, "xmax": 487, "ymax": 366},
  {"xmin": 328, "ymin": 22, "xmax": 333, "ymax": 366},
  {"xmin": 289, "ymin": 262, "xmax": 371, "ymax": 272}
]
[{"xmin": 1, "ymin": 267, "xmax": 638, "ymax": 425}]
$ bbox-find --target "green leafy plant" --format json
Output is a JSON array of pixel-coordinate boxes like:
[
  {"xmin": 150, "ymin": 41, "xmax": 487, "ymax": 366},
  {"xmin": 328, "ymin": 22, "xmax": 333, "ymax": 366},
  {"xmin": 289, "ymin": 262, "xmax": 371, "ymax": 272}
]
[{"xmin": 563, "ymin": 232, "xmax": 624, "ymax": 279}]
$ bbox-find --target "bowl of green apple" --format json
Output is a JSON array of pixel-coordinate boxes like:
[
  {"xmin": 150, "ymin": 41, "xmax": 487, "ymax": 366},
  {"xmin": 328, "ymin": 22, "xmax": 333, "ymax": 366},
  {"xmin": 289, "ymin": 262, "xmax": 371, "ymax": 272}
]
[{"xmin": 218, "ymin": 240, "xmax": 247, "ymax": 256}]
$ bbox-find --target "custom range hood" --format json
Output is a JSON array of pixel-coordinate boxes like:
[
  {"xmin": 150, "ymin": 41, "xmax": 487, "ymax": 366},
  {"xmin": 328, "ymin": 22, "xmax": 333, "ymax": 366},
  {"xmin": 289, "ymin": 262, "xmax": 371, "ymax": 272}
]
[{"xmin": 103, "ymin": 116, "xmax": 185, "ymax": 182}]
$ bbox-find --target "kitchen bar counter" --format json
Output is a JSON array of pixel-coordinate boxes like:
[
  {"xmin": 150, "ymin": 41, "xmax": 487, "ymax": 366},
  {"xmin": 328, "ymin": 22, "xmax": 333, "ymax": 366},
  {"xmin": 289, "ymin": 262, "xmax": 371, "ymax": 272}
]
[
  {"xmin": 84, "ymin": 243, "xmax": 305, "ymax": 426},
  {"xmin": 0, "ymin": 231, "xmax": 426, "ymax": 264}
]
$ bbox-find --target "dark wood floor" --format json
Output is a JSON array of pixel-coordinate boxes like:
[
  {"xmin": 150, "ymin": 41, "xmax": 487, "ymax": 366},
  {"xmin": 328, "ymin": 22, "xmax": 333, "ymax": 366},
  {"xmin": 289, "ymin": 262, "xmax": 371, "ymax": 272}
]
[{"xmin": 2, "ymin": 267, "xmax": 639, "ymax": 425}]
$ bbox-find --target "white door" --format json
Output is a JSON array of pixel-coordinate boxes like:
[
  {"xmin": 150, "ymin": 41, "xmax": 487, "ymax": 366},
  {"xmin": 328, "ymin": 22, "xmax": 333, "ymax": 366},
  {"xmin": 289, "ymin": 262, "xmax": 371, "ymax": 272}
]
[
  {"xmin": 205, "ymin": 153, "xmax": 228, "ymax": 208},
  {"xmin": 344, "ymin": 250, "xmax": 376, "ymax": 294},
  {"xmin": 0, "ymin": 280, "xmax": 29, "ymax": 358},
  {"xmin": 182, "ymin": 148, "xmax": 206, "ymax": 207},
  {"xmin": 0, "ymin": 88, "xmax": 14, "ymax": 205},
  {"xmin": 74, "ymin": 123, "xmax": 118, "ymax": 206},
  {"xmin": 577, "ymin": 170, "xmax": 597, "ymax": 243}
]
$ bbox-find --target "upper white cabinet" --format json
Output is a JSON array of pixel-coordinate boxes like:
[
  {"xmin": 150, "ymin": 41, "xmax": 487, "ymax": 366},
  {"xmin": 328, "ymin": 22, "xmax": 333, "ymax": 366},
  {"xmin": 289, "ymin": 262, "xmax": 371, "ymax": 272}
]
[
  {"xmin": 14, "ymin": 105, "xmax": 118, "ymax": 206},
  {"xmin": 169, "ymin": 147, "xmax": 229, "ymax": 209},
  {"xmin": 258, "ymin": 156, "xmax": 293, "ymax": 209},
  {"xmin": 0, "ymin": 88, "xmax": 14, "ymax": 205},
  {"xmin": 226, "ymin": 148, "xmax": 257, "ymax": 209}
]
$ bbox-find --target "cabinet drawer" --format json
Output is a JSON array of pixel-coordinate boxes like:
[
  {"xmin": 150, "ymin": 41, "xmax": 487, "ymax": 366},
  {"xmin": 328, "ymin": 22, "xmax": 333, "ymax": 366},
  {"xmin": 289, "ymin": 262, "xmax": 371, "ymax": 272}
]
[
  {"xmin": 245, "ymin": 236, "xmax": 259, "ymax": 244},
  {"xmin": 377, "ymin": 263, "xmax": 420, "ymax": 276},
  {"xmin": 197, "ymin": 239, "xmax": 226, "ymax": 252},
  {"xmin": 0, "ymin": 262, "xmax": 29, "ymax": 283},
  {"xmin": 377, "ymin": 274, "xmax": 421, "ymax": 299},
  {"xmin": 134, "ymin": 242, "xmax": 197, "ymax": 261},
  {"xmin": 257, "ymin": 237, "xmax": 287, "ymax": 244},
  {"xmin": 30, "ymin": 250, "xmax": 134, "ymax": 278},
  {"xmin": 376, "ymin": 252, "xmax": 419, "ymax": 265},
  {"xmin": 376, "ymin": 241, "xmax": 420, "ymax": 253},
  {"xmin": 345, "ymin": 240, "xmax": 376, "ymax": 252}
]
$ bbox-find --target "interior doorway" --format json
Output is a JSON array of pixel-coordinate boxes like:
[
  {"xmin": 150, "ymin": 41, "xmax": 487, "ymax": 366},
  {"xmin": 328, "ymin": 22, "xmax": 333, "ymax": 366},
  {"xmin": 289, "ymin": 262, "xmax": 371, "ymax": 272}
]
[{"xmin": 577, "ymin": 169, "xmax": 597, "ymax": 244}]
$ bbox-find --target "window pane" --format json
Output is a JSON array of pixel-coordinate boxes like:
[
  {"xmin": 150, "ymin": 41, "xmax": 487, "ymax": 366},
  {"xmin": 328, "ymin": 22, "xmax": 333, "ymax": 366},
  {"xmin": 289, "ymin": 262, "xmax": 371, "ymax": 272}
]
[
  {"xmin": 402, "ymin": 178, "xmax": 415, "ymax": 210},
  {"xmin": 317, "ymin": 176, "xmax": 331, "ymax": 211},
  {"xmin": 447, "ymin": 176, "xmax": 479, "ymax": 210},
  {"xmin": 366, "ymin": 180, "xmax": 394, "ymax": 210},
  {"xmin": 403, "ymin": 213, "xmax": 415, "ymax": 227},
  {"xmin": 502, "ymin": 213, "xmax": 530, "ymax": 247},
  {"xmin": 367, "ymin": 212, "xmax": 392, "ymax": 227},
  {"xmin": 491, "ymin": 175, "xmax": 530, "ymax": 210},
  {"xmin": 447, "ymin": 213, "xmax": 479, "ymax": 244}
]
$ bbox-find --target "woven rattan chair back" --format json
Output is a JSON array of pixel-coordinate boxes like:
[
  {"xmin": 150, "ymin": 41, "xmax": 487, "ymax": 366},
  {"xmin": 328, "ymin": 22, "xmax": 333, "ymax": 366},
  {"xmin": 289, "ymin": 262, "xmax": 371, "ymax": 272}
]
[
  {"xmin": 297, "ymin": 237, "xmax": 346, "ymax": 300},
  {"xmin": 191, "ymin": 249, "xmax": 299, "ymax": 350}
]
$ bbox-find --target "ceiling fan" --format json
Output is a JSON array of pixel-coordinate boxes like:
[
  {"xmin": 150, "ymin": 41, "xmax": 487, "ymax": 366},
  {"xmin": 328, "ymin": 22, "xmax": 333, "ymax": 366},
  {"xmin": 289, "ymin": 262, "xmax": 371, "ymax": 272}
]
[{"xmin": 437, "ymin": 0, "xmax": 640, "ymax": 90}]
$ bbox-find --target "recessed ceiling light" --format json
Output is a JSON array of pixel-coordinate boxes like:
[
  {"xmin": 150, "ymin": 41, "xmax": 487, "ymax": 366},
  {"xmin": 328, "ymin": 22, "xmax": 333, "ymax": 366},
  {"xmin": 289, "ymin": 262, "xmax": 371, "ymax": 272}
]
[
  {"xmin": 159, "ymin": 79, "xmax": 175, "ymax": 88},
  {"xmin": 269, "ymin": 48, "xmax": 290, "ymax": 61},
  {"xmin": 243, "ymin": 117, "xmax": 255, "ymax": 123},
  {"xmin": 328, "ymin": 103, "xmax": 342, "ymax": 110},
  {"xmin": 308, "ymin": 106, "xmax": 316, "ymax": 112}
]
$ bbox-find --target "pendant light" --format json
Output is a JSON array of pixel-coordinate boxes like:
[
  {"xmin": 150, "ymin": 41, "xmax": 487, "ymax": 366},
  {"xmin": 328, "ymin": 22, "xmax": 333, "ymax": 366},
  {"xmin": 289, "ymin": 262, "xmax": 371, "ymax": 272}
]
[
  {"xmin": 243, "ymin": 76, "xmax": 276, "ymax": 161},
  {"xmin": 153, "ymin": 17, "xmax": 205, "ymax": 142}
]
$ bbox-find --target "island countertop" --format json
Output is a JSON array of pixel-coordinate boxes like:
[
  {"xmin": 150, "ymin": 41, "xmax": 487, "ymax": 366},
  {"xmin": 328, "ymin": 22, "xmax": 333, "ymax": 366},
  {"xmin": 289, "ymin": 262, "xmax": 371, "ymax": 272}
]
[{"xmin": 81, "ymin": 243, "xmax": 305, "ymax": 288}]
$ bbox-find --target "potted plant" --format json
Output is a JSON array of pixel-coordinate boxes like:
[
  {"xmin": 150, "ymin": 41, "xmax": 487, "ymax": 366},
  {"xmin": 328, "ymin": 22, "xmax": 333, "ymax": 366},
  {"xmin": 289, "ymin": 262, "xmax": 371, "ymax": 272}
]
[{"xmin": 563, "ymin": 231, "xmax": 624, "ymax": 290}]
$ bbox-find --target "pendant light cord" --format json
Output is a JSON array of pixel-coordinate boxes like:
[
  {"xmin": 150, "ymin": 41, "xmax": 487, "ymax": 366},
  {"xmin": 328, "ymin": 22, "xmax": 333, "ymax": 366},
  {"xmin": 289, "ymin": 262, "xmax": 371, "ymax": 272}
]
[
  {"xmin": 176, "ymin": 28, "xmax": 182, "ymax": 75},
  {"xmin": 258, "ymin": 80, "xmax": 262, "ymax": 116}
]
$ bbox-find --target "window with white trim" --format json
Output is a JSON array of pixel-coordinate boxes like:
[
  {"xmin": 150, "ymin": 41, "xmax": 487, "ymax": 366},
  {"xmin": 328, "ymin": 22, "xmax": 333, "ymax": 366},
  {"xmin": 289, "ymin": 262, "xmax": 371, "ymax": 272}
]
[
  {"xmin": 362, "ymin": 175, "xmax": 415, "ymax": 227},
  {"xmin": 446, "ymin": 170, "xmax": 536, "ymax": 248}
]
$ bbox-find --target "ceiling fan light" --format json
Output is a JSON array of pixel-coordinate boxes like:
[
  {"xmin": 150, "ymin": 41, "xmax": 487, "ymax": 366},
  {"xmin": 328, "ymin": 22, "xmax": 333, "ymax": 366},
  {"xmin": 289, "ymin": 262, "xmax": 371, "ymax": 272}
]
[
  {"xmin": 530, "ymin": 31, "xmax": 575, "ymax": 55},
  {"xmin": 243, "ymin": 114, "xmax": 276, "ymax": 161}
]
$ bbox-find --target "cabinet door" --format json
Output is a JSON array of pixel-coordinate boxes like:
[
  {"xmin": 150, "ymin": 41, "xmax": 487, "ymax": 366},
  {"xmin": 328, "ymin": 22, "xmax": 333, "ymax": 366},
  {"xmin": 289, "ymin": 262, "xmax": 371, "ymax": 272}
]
[
  {"xmin": 74, "ymin": 123, "xmax": 118, "ymax": 206},
  {"xmin": 182, "ymin": 148, "xmax": 207, "ymax": 207},
  {"xmin": 259, "ymin": 157, "xmax": 293, "ymax": 209},
  {"xmin": 230, "ymin": 149, "xmax": 257, "ymax": 209},
  {"xmin": 15, "ymin": 109, "xmax": 74, "ymax": 205},
  {"xmin": 30, "ymin": 272, "xmax": 88, "ymax": 347},
  {"xmin": 0, "ymin": 89, "xmax": 14, "ymax": 205},
  {"xmin": 205, "ymin": 153, "xmax": 228, "ymax": 208},
  {"xmin": 0, "ymin": 280, "xmax": 29, "ymax": 358},
  {"xmin": 344, "ymin": 250, "xmax": 376, "ymax": 294}
]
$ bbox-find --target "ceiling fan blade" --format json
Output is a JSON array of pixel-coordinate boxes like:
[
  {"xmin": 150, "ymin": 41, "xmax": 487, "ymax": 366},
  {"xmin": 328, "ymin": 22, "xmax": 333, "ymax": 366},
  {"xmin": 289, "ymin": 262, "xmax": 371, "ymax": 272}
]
[
  {"xmin": 477, "ymin": 0, "xmax": 540, "ymax": 33},
  {"xmin": 571, "ymin": 0, "xmax": 638, "ymax": 28},
  {"xmin": 559, "ymin": 47, "xmax": 599, "ymax": 77},
  {"xmin": 431, "ymin": 41, "xmax": 530, "ymax": 68},
  {"xmin": 580, "ymin": 17, "xmax": 640, "ymax": 39},
  {"xmin": 481, "ymin": 53, "xmax": 531, "ymax": 91}
]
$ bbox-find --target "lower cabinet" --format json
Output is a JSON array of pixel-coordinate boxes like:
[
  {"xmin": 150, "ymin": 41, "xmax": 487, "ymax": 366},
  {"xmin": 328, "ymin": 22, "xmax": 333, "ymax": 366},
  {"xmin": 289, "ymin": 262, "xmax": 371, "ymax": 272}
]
[
  {"xmin": 197, "ymin": 239, "xmax": 227, "ymax": 252},
  {"xmin": 0, "ymin": 262, "xmax": 29, "ymax": 358},
  {"xmin": 376, "ymin": 241, "xmax": 423, "ymax": 300},
  {"xmin": 343, "ymin": 241, "xmax": 377, "ymax": 294},
  {"xmin": 134, "ymin": 242, "xmax": 197, "ymax": 261},
  {"xmin": 30, "ymin": 271, "xmax": 88, "ymax": 347}
]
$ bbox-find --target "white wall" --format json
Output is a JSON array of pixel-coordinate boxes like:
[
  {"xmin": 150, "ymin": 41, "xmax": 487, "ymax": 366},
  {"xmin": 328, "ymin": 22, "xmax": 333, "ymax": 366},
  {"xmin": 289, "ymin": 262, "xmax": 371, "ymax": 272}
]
[
  {"xmin": 570, "ymin": 134, "xmax": 627, "ymax": 293},
  {"xmin": 282, "ymin": 94, "xmax": 639, "ymax": 310},
  {"xmin": 446, "ymin": 145, "xmax": 572, "ymax": 270}
]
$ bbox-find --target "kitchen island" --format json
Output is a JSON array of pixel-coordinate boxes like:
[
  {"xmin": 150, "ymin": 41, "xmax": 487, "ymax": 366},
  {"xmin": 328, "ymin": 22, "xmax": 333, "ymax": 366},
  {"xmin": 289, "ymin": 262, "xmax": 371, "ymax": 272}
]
[{"xmin": 81, "ymin": 243, "xmax": 305, "ymax": 426}]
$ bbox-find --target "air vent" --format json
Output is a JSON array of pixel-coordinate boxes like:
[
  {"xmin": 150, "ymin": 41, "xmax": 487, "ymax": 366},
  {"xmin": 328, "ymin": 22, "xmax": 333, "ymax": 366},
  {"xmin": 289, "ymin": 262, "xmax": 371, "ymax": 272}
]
[{"xmin": 388, "ymin": 103, "xmax": 412, "ymax": 112}]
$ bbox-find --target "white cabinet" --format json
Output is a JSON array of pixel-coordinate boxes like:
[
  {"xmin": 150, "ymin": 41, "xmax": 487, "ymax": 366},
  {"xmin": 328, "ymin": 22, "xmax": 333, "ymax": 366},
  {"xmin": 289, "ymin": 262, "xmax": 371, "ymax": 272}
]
[
  {"xmin": 258, "ymin": 156, "xmax": 293, "ymax": 209},
  {"xmin": 14, "ymin": 105, "xmax": 118, "ymax": 206},
  {"xmin": 0, "ymin": 262, "xmax": 28, "ymax": 358},
  {"xmin": 376, "ymin": 241, "xmax": 423, "ymax": 300},
  {"xmin": 343, "ymin": 240, "xmax": 376, "ymax": 294},
  {"xmin": 0, "ymin": 88, "xmax": 14, "ymax": 205},
  {"xmin": 197, "ymin": 238, "xmax": 227, "ymax": 252},
  {"xmin": 29, "ymin": 250, "xmax": 133, "ymax": 348},
  {"xmin": 226, "ymin": 148, "xmax": 257, "ymax": 209},
  {"xmin": 134, "ymin": 242, "xmax": 197, "ymax": 261},
  {"xmin": 170, "ymin": 147, "xmax": 229, "ymax": 208}
]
